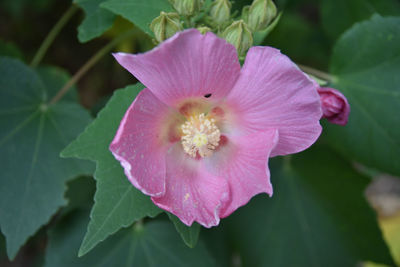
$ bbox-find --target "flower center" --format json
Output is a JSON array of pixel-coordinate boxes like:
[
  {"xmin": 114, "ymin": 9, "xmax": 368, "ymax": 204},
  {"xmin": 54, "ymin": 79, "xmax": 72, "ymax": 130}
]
[{"xmin": 181, "ymin": 113, "xmax": 220, "ymax": 158}]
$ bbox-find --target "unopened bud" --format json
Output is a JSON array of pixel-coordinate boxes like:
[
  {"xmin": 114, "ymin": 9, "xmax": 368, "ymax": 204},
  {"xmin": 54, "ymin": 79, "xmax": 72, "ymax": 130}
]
[
  {"xmin": 210, "ymin": 0, "xmax": 231, "ymax": 24},
  {"xmin": 197, "ymin": 26, "xmax": 212, "ymax": 34},
  {"xmin": 241, "ymin": 5, "xmax": 250, "ymax": 22},
  {"xmin": 247, "ymin": 0, "xmax": 277, "ymax": 31},
  {"xmin": 169, "ymin": 0, "xmax": 204, "ymax": 16},
  {"xmin": 222, "ymin": 20, "xmax": 253, "ymax": 56},
  {"xmin": 150, "ymin": 12, "xmax": 183, "ymax": 43},
  {"xmin": 317, "ymin": 87, "xmax": 350, "ymax": 126}
]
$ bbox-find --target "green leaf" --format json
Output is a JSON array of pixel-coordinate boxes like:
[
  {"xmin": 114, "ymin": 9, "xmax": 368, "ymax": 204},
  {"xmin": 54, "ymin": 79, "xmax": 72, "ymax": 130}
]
[
  {"xmin": 202, "ymin": 227, "xmax": 231, "ymax": 267},
  {"xmin": 167, "ymin": 213, "xmax": 201, "ymax": 248},
  {"xmin": 0, "ymin": 57, "xmax": 93, "ymax": 259},
  {"xmin": 45, "ymin": 211, "xmax": 217, "ymax": 267},
  {"xmin": 63, "ymin": 176, "xmax": 96, "ymax": 215},
  {"xmin": 325, "ymin": 15, "xmax": 400, "ymax": 176},
  {"xmin": 74, "ymin": 0, "xmax": 116, "ymax": 43},
  {"xmin": 321, "ymin": 0, "xmax": 400, "ymax": 40},
  {"xmin": 101, "ymin": 0, "xmax": 173, "ymax": 36},
  {"xmin": 61, "ymin": 84, "xmax": 162, "ymax": 256},
  {"xmin": 226, "ymin": 145, "xmax": 394, "ymax": 266}
]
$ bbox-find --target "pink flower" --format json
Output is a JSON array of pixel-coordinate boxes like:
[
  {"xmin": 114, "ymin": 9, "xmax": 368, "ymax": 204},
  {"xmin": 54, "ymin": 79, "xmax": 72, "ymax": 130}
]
[
  {"xmin": 317, "ymin": 87, "xmax": 350, "ymax": 126},
  {"xmin": 110, "ymin": 29, "xmax": 322, "ymax": 227}
]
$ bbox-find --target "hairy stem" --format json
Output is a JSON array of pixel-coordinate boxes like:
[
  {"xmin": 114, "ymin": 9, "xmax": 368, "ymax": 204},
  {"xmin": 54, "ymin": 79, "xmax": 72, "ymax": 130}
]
[
  {"xmin": 49, "ymin": 30, "xmax": 135, "ymax": 105},
  {"xmin": 31, "ymin": 5, "xmax": 78, "ymax": 67},
  {"xmin": 297, "ymin": 64, "xmax": 335, "ymax": 83}
]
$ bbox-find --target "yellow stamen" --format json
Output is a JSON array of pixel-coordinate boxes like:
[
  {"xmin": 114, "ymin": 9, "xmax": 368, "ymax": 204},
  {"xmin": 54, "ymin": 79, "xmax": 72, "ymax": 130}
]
[{"xmin": 181, "ymin": 113, "xmax": 220, "ymax": 157}]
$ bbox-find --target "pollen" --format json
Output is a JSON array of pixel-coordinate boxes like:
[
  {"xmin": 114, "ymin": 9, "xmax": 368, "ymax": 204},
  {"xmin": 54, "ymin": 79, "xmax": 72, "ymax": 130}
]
[{"xmin": 181, "ymin": 113, "xmax": 220, "ymax": 158}]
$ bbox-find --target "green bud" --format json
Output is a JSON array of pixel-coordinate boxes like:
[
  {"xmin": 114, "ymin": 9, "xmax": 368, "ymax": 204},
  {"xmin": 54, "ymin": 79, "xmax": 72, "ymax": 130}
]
[
  {"xmin": 222, "ymin": 20, "xmax": 253, "ymax": 56},
  {"xmin": 247, "ymin": 0, "xmax": 277, "ymax": 31},
  {"xmin": 197, "ymin": 26, "xmax": 212, "ymax": 34},
  {"xmin": 241, "ymin": 5, "xmax": 250, "ymax": 22},
  {"xmin": 150, "ymin": 12, "xmax": 183, "ymax": 43},
  {"xmin": 210, "ymin": 0, "xmax": 231, "ymax": 24},
  {"xmin": 169, "ymin": 0, "xmax": 204, "ymax": 16}
]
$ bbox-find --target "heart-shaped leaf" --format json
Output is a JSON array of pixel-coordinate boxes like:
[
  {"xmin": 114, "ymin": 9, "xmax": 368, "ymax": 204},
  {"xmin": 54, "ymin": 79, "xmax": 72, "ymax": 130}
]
[
  {"xmin": 321, "ymin": 0, "xmax": 400, "ymax": 40},
  {"xmin": 325, "ymin": 15, "xmax": 400, "ymax": 176},
  {"xmin": 226, "ymin": 145, "xmax": 394, "ymax": 266},
  {"xmin": 0, "ymin": 57, "xmax": 93, "ymax": 259}
]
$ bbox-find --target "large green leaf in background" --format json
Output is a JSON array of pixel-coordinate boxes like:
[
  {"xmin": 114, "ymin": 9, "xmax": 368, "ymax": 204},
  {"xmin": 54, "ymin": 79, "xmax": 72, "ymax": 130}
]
[
  {"xmin": 45, "ymin": 211, "xmax": 217, "ymax": 267},
  {"xmin": 324, "ymin": 15, "xmax": 400, "ymax": 176},
  {"xmin": 61, "ymin": 84, "xmax": 162, "ymax": 257},
  {"xmin": 101, "ymin": 0, "xmax": 173, "ymax": 36},
  {"xmin": 226, "ymin": 145, "xmax": 394, "ymax": 266},
  {"xmin": 266, "ymin": 12, "xmax": 330, "ymax": 69},
  {"xmin": 0, "ymin": 57, "xmax": 93, "ymax": 259},
  {"xmin": 63, "ymin": 176, "xmax": 96, "ymax": 216},
  {"xmin": 321, "ymin": 0, "xmax": 400, "ymax": 40},
  {"xmin": 74, "ymin": 0, "xmax": 116, "ymax": 43}
]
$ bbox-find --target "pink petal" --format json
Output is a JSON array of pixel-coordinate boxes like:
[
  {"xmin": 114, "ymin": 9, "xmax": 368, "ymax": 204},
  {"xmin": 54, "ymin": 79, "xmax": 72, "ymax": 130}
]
[
  {"xmin": 151, "ymin": 145, "xmax": 230, "ymax": 228},
  {"xmin": 215, "ymin": 129, "xmax": 279, "ymax": 218},
  {"xmin": 151, "ymin": 129, "xmax": 278, "ymax": 227},
  {"xmin": 226, "ymin": 46, "xmax": 322, "ymax": 156},
  {"xmin": 317, "ymin": 87, "xmax": 350, "ymax": 126},
  {"xmin": 113, "ymin": 29, "xmax": 241, "ymax": 106},
  {"xmin": 110, "ymin": 89, "xmax": 172, "ymax": 197}
]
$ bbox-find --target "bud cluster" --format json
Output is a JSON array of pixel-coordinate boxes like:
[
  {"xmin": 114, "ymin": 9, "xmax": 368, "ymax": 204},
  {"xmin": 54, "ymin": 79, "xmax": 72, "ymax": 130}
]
[
  {"xmin": 169, "ymin": 0, "xmax": 204, "ymax": 16},
  {"xmin": 222, "ymin": 20, "xmax": 253, "ymax": 57},
  {"xmin": 150, "ymin": 0, "xmax": 278, "ymax": 56},
  {"xmin": 209, "ymin": 0, "xmax": 231, "ymax": 25},
  {"xmin": 246, "ymin": 0, "xmax": 277, "ymax": 31},
  {"xmin": 150, "ymin": 12, "xmax": 183, "ymax": 43}
]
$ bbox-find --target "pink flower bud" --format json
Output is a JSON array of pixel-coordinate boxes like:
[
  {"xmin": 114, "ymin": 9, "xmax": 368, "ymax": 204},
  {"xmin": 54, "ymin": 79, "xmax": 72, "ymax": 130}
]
[{"xmin": 317, "ymin": 87, "xmax": 350, "ymax": 126}]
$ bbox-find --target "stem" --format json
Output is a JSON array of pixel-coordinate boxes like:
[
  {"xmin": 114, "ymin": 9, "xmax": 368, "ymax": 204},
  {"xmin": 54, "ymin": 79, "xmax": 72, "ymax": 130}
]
[
  {"xmin": 31, "ymin": 5, "xmax": 78, "ymax": 67},
  {"xmin": 49, "ymin": 30, "xmax": 135, "ymax": 105},
  {"xmin": 297, "ymin": 64, "xmax": 335, "ymax": 82}
]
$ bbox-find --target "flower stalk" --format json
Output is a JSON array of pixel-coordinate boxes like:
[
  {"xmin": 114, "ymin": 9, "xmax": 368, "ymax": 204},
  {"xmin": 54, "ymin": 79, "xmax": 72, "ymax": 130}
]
[
  {"xmin": 49, "ymin": 29, "xmax": 135, "ymax": 105},
  {"xmin": 297, "ymin": 64, "xmax": 335, "ymax": 83},
  {"xmin": 30, "ymin": 5, "xmax": 78, "ymax": 68}
]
